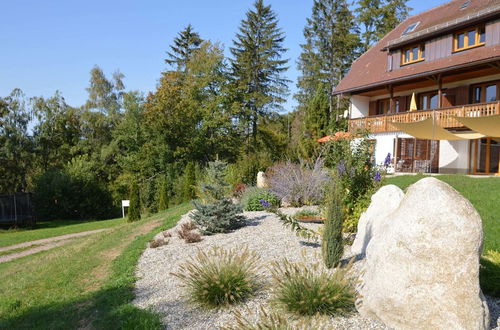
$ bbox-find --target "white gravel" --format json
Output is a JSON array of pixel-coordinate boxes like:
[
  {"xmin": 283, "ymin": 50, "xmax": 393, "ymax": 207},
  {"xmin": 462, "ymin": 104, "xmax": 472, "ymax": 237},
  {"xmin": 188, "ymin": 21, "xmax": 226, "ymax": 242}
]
[{"xmin": 133, "ymin": 209, "xmax": 500, "ymax": 330}]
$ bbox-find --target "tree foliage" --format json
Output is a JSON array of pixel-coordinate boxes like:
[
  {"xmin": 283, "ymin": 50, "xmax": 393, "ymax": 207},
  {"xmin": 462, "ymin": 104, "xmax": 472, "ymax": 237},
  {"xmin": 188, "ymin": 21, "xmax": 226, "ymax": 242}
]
[{"xmin": 230, "ymin": 0, "xmax": 289, "ymax": 147}]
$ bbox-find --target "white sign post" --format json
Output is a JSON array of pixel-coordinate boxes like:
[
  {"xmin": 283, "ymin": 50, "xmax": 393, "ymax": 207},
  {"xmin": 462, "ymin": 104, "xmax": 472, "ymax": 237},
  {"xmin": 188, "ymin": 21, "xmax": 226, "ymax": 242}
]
[{"xmin": 121, "ymin": 200, "xmax": 130, "ymax": 218}]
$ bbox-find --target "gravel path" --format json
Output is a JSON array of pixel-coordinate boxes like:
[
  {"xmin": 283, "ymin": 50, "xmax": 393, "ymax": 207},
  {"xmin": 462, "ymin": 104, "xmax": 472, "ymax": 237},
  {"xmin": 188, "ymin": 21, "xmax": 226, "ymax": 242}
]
[{"xmin": 133, "ymin": 209, "xmax": 500, "ymax": 329}]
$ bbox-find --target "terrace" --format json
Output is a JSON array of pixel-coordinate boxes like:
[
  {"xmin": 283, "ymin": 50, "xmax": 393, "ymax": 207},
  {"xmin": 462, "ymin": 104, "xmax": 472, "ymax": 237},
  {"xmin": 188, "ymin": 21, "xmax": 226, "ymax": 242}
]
[{"xmin": 348, "ymin": 101, "xmax": 500, "ymax": 133}]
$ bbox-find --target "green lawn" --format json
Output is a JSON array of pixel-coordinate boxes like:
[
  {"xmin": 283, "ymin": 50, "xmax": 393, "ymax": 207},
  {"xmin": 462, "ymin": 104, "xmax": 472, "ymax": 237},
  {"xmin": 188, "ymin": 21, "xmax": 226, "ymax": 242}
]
[
  {"xmin": 386, "ymin": 175, "xmax": 500, "ymax": 296},
  {"xmin": 0, "ymin": 217, "xmax": 125, "ymax": 248},
  {"xmin": 0, "ymin": 203, "xmax": 192, "ymax": 330}
]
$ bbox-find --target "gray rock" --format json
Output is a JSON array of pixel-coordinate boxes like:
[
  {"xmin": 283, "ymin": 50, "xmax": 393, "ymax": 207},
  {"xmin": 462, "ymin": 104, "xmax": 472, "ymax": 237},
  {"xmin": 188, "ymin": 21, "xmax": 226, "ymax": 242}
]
[
  {"xmin": 358, "ymin": 177, "xmax": 490, "ymax": 330},
  {"xmin": 351, "ymin": 185, "xmax": 404, "ymax": 257}
]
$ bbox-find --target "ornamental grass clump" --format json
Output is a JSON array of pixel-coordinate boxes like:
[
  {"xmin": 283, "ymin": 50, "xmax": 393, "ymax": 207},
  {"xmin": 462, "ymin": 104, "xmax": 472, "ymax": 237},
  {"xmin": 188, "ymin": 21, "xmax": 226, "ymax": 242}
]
[
  {"xmin": 172, "ymin": 247, "xmax": 261, "ymax": 308},
  {"xmin": 221, "ymin": 306, "xmax": 331, "ymax": 330},
  {"xmin": 270, "ymin": 259, "xmax": 355, "ymax": 316}
]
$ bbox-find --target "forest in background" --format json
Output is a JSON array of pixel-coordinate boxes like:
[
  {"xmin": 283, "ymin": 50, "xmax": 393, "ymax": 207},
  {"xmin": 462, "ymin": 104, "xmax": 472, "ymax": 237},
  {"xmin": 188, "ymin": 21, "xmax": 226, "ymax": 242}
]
[{"xmin": 0, "ymin": 0, "xmax": 410, "ymax": 220}]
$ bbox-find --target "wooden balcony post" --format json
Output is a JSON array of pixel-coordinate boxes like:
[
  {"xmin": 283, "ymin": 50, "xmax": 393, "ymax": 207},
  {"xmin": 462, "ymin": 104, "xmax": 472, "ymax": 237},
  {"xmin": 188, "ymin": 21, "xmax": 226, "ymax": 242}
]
[
  {"xmin": 497, "ymin": 102, "xmax": 500, "ymax": 115},
  {"xmin": 437, "ymin": 74, "xmax": 443, "ymax": 108}
]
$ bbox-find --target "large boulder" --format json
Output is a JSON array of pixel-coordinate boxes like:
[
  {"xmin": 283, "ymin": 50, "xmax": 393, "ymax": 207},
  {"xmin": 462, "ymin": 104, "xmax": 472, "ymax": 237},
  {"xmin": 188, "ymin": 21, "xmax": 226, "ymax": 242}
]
[
  {"xmin": 351, "ymin": 184, "xmax": 404, "ymax": 257},
  {"xmin": 358, "ymin": 177, "xmax": 490, "ymax": 330}
]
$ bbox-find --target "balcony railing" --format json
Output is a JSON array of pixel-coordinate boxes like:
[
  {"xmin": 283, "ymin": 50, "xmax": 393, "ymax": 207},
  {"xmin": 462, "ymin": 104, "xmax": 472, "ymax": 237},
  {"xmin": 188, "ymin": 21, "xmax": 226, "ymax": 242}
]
[{"xmin": 348, "ymin": 102, "xmax": 500, "ymax": 134}]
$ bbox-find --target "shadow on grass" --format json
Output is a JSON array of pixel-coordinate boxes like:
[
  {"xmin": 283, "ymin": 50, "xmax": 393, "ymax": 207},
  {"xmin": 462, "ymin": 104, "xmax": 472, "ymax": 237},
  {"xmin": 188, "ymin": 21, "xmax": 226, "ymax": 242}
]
[
  {"xmin": 0, "ymin": 285, "xmax": 161, "ymax": 330},
  {"xmin": 480, "ymin": 252, "xmax": 500, "ymax": 298}
]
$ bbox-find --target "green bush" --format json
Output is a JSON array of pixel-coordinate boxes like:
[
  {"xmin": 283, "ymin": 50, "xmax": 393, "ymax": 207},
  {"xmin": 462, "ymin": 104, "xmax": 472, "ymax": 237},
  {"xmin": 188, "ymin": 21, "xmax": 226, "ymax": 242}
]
[
  {"xmin": 33, "ymin": 167, "xmax": 115, "ymax": 221},
  {"xmin": 158, "ymin": 175, "xmax": 170, "ymax": 211},
  {"xmin": 182, "ymin": 162, "xmax": 197, "ymax": 202},
  {"xmin": 173, "ymin": 247, "xmax": 261, "ymax": 308},
  {"xmin": 240, "ymin": 187, "xmax": 279, "ymax": 211},
  {"xmin": 343, "ymin": 195, "xmax": 370, "ymax": 233},
  {"xmin": 270, "ymin": 259, "xmax": 355, "ymax": 316},
  {"xmin": 293, "ymin": 209, "xmax": 321, "ymax": 218},
  {"xmin": 128, "ymin": 180, "xmax": 141, "ymax": 222},
  {"xmin": 322, "ymin": 181, "xmax": 344, "ymax": 268},
  {"xmin": 227, "ymin": 152, "xmax": 273, "ymax": 186}
]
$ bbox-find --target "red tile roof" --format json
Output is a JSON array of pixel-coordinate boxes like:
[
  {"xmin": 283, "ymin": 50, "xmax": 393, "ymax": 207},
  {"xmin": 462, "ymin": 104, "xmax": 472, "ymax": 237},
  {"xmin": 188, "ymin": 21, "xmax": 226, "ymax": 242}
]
[{"xmin": 334, "ymin": 0, "xmax": 500, "ymax": 94}]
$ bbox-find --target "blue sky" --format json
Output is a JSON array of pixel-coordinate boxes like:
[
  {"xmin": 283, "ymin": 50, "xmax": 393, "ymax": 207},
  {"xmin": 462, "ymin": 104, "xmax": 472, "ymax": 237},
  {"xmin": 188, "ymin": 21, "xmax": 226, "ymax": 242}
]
[{"xmin": 0, "ymin": 0, "xmax": 441, "ymax": 112}]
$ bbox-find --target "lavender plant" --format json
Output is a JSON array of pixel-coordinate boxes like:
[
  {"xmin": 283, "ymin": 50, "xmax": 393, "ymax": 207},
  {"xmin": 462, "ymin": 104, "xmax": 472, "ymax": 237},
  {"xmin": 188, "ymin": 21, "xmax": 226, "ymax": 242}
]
[{"xmin": 266, "ymin": 158, "xmax": 330, "ymax": 206}]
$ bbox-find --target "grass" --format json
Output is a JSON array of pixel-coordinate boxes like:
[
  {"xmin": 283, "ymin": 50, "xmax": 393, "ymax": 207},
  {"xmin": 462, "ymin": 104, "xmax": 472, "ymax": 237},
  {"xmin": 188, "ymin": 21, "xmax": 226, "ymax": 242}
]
[
  {"xmin": 0, "ymin": 203, "xmax": 192, "ymax": 329},
  {"xmin": 173, "ymin": 247, "xmax": 261, "ymax": 308},
  {"xmin": 385, "ymin": 174, "xmax": 500, "ymax": 296},
  {"xmin": 270, "ymin": 259, "xmax": 355, "ymax": 316},
  {"xmin": 0, "ymin": 217, "xmax": 125, "ymax": 248},
  {"xmin": 0, "ymin": 245, "xmax": 41, "ymax": 257}
]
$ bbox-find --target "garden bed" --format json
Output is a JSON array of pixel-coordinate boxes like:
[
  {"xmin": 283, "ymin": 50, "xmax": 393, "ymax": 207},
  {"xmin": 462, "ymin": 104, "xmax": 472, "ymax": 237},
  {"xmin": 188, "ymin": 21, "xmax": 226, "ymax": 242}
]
[{"xmin": 132, "ymin": 208, "xmax": 389, "ymax": 329}]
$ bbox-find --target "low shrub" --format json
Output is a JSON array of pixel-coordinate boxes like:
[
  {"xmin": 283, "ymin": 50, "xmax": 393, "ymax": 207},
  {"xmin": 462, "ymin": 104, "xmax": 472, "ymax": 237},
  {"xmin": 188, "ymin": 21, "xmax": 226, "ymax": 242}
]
[
  {"xmin": 270, "ymin": 259, "xmax": 355, "ymax": 316},
  {"xmin": 480, "ymin": 250, "xmax": 500, "ymax": 297},
  {"xmin": 240, "ymin": 187, "xmax": 279, "ymax": 211},
  {"xmin": 343, "ymin": 195, "xmax": 370, "ymax": 233},
  {"xmin": 149, "ymin": 238, "xmax": 168, "ymax": 248},
  {"xmin": 177, "ymin": 222, "xmax": 202, "ymax": 243},
  {"xmin": 232, "ymin": 183, "xmax": 247, "ymax": 198},
  {"xmin": 172, "ymin": 247, "xmax": 261, "ymax": 308},
  {"xmin": 293, "ymin": 209, "xmax": 321, "ymax": 218},
  {"xmin": 267, "ymin": 159, "xmax": 330, "ymax": 206},
  {"xmin": 162, "ymin": 231, "xmax": 172, "ymax": 238}
]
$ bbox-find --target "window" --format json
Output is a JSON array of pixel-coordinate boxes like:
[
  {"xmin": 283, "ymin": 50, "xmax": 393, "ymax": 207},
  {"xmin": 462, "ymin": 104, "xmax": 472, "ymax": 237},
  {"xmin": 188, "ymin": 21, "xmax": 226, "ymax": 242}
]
[
  {"xmin": 402, "ymin": 22, "xmax": 420, "ymax": 36},
  {"xmin": 401, "ymin": 44, "xmax": 425, "ymax": 65},
  {"xmin": 419, "ymin": 91, "xmax": 439, "ymax": 110},
  {"xmin": 377, "ymin": 99, "xmax": 390, "ymax": 115},
  {"xmin": 471, "ymin": 81, "xmax": 499, "ymax": 103},
  {"xmin": 454, "ymin": 26, "xmax": 485, "ymax": 52}
]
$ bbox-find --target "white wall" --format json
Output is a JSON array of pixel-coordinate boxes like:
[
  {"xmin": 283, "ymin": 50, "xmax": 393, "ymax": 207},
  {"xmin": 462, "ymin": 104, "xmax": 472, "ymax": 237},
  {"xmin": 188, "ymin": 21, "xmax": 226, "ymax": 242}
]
[
  {"xmin": 439, "ymin": 140, "xmax": 470, "ymax": 174},
  {"xmin": 350, "ymin": 95, "xmax": 370, "ymax": 119}
]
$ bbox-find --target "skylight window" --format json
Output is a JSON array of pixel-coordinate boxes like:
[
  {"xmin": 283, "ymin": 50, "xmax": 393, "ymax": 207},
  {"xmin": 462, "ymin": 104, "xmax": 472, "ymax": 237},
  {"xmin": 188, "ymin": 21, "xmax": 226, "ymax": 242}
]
[
  {"xmin": 402, "ymin": 22, "xmax": 420, "ymax": 36},
  {"xmin": 460, "ymin": 0, "xmax": 471, "ymax": 10}
]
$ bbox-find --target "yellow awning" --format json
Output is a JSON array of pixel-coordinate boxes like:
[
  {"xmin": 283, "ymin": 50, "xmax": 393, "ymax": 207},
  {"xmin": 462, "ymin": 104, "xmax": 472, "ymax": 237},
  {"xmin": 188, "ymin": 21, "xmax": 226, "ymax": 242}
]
[
  {"xmin": 453, "ymin": 115, "xmax": 500, "ymax": 137},
  {"xmin": 392, "ymin": 118, "xmax": 485, "ymax": 140}
]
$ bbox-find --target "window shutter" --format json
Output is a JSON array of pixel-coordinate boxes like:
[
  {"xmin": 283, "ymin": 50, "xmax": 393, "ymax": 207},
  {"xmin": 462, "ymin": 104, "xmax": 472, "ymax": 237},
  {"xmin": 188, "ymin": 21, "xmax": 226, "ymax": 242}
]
[{"xmin": 369, "ymin": 101, "xmax": 377, "ymax": 116}]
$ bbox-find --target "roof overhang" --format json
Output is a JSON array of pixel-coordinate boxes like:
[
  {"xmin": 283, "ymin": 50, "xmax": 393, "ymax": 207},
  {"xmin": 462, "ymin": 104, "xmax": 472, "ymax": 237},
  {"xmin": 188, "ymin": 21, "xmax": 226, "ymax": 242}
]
[
  {"xmin": 383, "ymin": 4, "xmax": 500, "ymax": 51},
  {"xmin": 333, "ymin": 56, "xmax": 500, "ymax": 96}
]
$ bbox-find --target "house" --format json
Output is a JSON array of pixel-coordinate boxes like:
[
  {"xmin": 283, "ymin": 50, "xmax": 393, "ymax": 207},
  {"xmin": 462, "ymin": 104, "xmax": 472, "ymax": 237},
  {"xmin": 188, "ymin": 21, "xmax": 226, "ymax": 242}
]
[{"xmin": 334, "ymin": 0, "xmax": 500, "ymax": 175}]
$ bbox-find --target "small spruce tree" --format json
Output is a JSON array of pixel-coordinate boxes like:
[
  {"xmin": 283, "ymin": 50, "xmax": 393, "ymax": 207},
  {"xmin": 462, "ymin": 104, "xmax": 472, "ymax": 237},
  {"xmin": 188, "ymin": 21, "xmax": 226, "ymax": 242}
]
[
  {"xmin": 128, "ymin": 180, "xmax": 141, "ymax": 222},
  {"xmin": 192, "ymin": 161, "xmax": 246, "ymax": 234},
  {"xmin": 322, "ymin": 180, "xmax": 344, "ymax": 268},
  {"xmin": 158, "ymin": 175, "xmax": 169, "ymax": 211}
]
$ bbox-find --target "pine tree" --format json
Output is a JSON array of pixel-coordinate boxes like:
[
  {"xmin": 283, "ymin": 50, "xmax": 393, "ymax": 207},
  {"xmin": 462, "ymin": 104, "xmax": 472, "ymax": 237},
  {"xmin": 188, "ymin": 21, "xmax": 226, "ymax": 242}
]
[
  {"xmin": 230, "ymin": 0, "xmax": 289, "ymax": 148},
  {"xmin": 165, "ymin": 24, "xmax": 203, "ymax": 71},
  {"xmin": 322, "ymin": 181, "xmax": 344, "ymax": 268},
  {"xmin": 191, "ymin": 161, "xmax": 246, "ymax": 234},
  {"xmin": 356, "ymin": 0, "xmax": 411, "ymax": 53},
  {"xmin": 296, "ymin": 0, "xmax": 359, "ymax": 157},
  {"xmin": 128, "ymin": 180, "xmax": 141, "ymax": 222}
]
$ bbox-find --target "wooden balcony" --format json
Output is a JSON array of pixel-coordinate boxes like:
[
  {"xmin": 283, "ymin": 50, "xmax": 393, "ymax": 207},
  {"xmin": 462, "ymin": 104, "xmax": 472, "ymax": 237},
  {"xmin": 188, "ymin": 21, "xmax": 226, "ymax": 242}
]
[{"xmin": 349, "ymin": 102, "xmax": 500, "ymax": 134}]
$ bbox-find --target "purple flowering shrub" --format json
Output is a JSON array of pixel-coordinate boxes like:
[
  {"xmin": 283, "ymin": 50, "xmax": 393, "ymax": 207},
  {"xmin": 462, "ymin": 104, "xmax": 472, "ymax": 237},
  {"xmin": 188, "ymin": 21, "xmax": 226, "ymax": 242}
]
[{"xmin": 266, "ymin": 159, "xmax": 330, "ymax": 207}]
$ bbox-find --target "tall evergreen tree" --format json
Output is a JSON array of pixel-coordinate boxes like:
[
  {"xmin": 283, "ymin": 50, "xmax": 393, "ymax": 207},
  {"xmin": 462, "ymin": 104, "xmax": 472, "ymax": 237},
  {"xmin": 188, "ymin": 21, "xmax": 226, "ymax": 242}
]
[
  {"xmin": 296, "ymin": 0, "xmax": 359, "ymax": 157},
  {"xmin": 230, "ymin": 0, "xmax": 289, "ymax": 148},
  {"xmin": 165, "ymin": 24, "xmax": 203, "ymax": 71},
  {"xmin": 356, "ymin": 0, "xmax": 411, "ymax": 53}
]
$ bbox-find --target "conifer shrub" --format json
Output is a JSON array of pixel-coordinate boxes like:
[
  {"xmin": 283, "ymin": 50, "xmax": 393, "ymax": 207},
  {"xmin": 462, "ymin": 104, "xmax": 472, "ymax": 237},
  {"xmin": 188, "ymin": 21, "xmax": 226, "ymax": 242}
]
[
  {"xmin": 182, "ymin": 162, "xmax": 197, "ymax": 202},
  {"xmin": 192, "ymin": 161, "xmax": 246, "ymax": 234},
  {"xmin": 128, "ymin": 180, "xmax": 141, "ymax": 222},
  {"xmin": 270, "ymin": 259, "xmax": 355, "ymax": 316},
  {"xmin": 240, "ymin": 187, "xmax": 279, "ymax": 211},
  {"xmin": 158, "ymin": 175, "xmax": 170, "ymax": 211},
  {"xmin": 322, "ymin": 181, "xmax": 344, "ymax": 268},
  {"xmin": 172, "ymin": 247, "xmax": 261, "ymax": 308}
]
